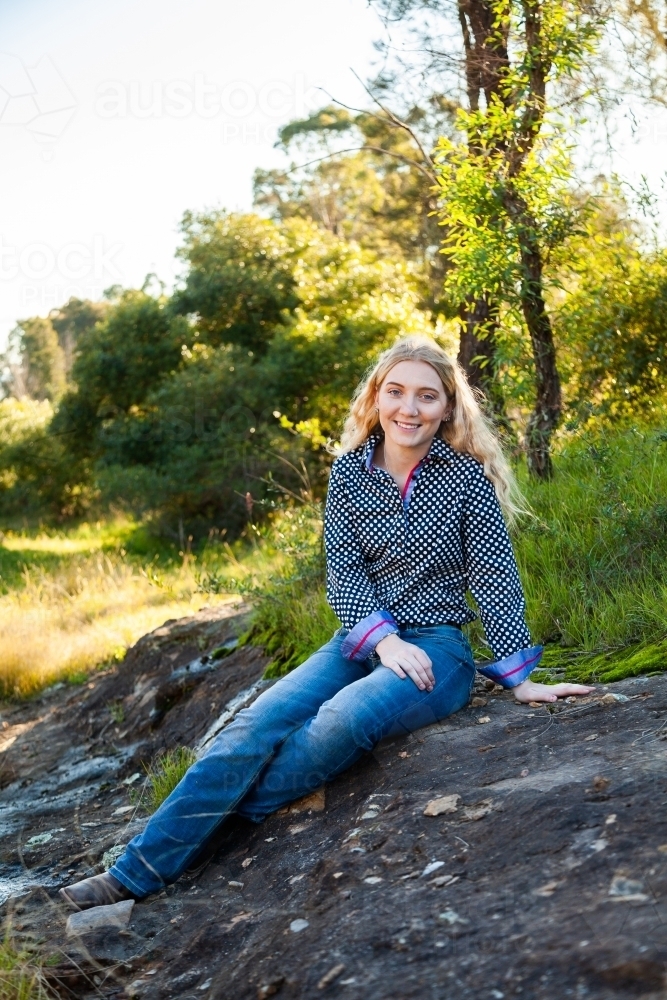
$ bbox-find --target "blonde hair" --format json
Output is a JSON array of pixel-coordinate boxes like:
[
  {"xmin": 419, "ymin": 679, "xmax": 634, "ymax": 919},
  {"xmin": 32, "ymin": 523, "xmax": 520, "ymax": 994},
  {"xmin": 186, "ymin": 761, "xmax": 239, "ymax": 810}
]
[{"xmin": 339, "ymin": 335, "xmax": 524, "ymax": 523}]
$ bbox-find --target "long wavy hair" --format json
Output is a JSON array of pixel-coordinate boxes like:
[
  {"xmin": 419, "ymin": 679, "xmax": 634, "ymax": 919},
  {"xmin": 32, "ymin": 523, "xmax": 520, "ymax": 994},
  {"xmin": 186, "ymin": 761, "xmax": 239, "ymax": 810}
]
[{"xmin": 339, "ymin": 336, "xmax": 524, "ymax": 522}]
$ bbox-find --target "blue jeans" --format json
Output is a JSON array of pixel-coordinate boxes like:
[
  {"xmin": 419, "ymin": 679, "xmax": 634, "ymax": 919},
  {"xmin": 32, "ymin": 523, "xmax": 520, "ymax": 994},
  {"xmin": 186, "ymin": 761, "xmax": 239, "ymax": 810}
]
[{"xmin": 110, "ymin": 625, "xmax": 475, "ymax": 897}]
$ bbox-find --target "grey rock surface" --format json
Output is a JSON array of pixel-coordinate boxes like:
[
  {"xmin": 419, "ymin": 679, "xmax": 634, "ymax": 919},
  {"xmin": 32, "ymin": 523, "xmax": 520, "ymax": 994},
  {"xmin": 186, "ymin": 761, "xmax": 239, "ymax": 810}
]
[
  {"xmin": 1, "ymin": 605, "xmax": 667, "ymax": 998},
  {"xmin": 66, "ymin": 898, "xmax": 134, "ymax": 937}
]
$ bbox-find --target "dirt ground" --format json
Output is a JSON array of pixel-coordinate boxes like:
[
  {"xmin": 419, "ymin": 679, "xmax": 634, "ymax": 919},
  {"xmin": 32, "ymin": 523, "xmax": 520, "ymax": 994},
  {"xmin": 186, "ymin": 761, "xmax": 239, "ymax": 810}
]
[{"xmin": 1, "ymin": 602, "xmax": 667, "ymax": 1000}]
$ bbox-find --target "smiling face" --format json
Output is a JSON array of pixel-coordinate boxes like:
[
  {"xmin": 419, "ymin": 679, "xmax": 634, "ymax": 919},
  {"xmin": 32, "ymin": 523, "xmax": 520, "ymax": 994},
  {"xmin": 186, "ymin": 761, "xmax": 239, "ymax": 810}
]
[{"xmin": 375, "ymin": 359, "xmax": 450, "ymax": 454}]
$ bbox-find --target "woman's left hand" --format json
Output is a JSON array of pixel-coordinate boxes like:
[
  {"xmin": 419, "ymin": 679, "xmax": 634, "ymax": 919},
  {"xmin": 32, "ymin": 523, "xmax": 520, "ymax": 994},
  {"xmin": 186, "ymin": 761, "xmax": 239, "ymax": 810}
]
[{"xmin": 512, "ymin": 679, "xmax": 595, "ymax": 703}]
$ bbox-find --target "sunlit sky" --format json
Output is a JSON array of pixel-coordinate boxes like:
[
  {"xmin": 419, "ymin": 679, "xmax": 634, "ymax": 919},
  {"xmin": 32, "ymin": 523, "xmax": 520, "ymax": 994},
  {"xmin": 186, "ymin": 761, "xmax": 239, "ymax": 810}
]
[{"xmin": 1, "ymin": 0, "xmax": 665, "ymax": 348}]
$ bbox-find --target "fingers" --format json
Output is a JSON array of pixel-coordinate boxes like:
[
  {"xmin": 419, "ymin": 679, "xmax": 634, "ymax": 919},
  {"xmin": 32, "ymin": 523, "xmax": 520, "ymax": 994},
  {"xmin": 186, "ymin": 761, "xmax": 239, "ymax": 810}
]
[
  {"xmin": 406, "ymin": 662, "xmax": 434, "ymax": 690},
  {"xmin": 412, "ymin": 647, "xmax": 433, "ymax": 672},
  {"xmin": 385, "ymin": 662, "xmax": 407, "ymax": 681},
  {"xmin": 552, "ymin": 683, "xmax": 595, "ymax": 697},
  {"xmin": 382, "ymin": 656, "xmax": 433, "ymax": 691},
  {"xmin": 413, "ymin": 649, "xmax": 435, "ymax": 687},
  {"xmin": 399, "ymin": 649, "xmax": 433, "ymax": 690},
  {"xmin": 514, "ymin": 680, "xmax": 596, "ymax": 703},
  {"xmin": 514, "ymin": 688, "xmax": 555, "ymax": 703},
  {"xmin": 377, "ymin": 638, "xmax": 436, "ymax": 691}
]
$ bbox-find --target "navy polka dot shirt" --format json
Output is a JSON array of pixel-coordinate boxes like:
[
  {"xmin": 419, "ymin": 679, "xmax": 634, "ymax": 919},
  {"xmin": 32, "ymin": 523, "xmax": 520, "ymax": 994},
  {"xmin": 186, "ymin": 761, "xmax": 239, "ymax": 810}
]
[{"xmin": 324, "ymin": 434, "xmax": 542, "ymax": 688}]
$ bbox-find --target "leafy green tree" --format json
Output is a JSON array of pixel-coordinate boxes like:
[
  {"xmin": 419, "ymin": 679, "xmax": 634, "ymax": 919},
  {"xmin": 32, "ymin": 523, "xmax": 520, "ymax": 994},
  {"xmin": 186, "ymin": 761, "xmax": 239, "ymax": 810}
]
[
  {"xmin": 53, "ymin": 288, "xmax": 188, "ymax": 456},
  {"xmin": 4, "ymin": 317, "xmax": 66, "ymax": 402},
  {"xmin": 557, "ymin": 241, "xmax": 667, "ymax": 417},
  {"xmin": 172, "ymin": 212, "xmax": 300, "ymax": 354},
  {"xmin": 434, "ymin": 0, "xmax": 600, "ymax": 475},
  {"xmin": 253, "ymin": 103, "xmax": 456, "ymax": 315},
  {"xmin": 0, "ymin": 396, "xmax": 93, "ymax": 519},
  {"xmin": 95, "ymin": 214, "xmax": 441, "ymax": 533},
  {"xmin": 49, "ymin": 297, "xmax": 107, "ymax": 379}
]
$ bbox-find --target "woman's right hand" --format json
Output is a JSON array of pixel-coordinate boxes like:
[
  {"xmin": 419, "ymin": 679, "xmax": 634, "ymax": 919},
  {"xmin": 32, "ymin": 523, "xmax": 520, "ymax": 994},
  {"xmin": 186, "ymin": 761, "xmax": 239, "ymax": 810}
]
[{"xmin": 375, "ymin": 633, "xmax": 435, "ymax": 692}]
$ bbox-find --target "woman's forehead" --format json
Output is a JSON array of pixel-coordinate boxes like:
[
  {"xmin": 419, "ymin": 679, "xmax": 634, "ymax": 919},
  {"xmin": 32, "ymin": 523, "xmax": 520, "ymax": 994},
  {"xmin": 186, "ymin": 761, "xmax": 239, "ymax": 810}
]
[{"xmin": 381, "ymin": 359, "xmax": 444, "ymax": 390}]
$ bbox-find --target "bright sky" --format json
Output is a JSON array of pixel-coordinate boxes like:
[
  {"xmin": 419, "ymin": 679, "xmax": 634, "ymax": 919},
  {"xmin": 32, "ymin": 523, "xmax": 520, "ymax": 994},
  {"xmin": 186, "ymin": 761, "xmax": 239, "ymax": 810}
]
[
  {"xmin": 1, "ymin": 0, "xmax": 665, "ymax": 349},
  {"xmin": 0, "ymin": 0, "xmax": 382, "ymax": 345}
]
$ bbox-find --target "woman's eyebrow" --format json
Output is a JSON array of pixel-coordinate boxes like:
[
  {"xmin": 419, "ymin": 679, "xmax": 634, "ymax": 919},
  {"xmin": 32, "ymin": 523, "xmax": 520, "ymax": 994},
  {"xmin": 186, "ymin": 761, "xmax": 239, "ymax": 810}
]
[{"xmin": 384, "ymin": 380, "xmax": 441, "ymax": 393}]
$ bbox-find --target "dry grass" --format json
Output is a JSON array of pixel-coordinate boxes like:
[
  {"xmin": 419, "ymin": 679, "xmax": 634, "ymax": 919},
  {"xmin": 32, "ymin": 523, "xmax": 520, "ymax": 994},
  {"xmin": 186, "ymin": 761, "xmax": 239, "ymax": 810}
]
[{"xmin": 0, "ymin": 546, "xmax": 233, "ymax": 700}]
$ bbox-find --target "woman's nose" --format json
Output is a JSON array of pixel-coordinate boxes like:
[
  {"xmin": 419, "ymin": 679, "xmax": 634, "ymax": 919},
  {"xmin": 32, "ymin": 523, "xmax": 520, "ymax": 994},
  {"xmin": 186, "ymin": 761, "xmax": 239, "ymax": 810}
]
[{"xmin": 399, "ymin": 396, "xmax": 419, "ymax": 415}]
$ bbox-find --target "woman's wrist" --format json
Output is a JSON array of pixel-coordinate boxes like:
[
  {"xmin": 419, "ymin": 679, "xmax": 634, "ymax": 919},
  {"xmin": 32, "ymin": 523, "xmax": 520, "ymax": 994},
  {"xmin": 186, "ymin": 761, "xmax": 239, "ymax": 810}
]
[{"xmin": 375, "ymin": 632, "xmax": 400, "ymax": 654}]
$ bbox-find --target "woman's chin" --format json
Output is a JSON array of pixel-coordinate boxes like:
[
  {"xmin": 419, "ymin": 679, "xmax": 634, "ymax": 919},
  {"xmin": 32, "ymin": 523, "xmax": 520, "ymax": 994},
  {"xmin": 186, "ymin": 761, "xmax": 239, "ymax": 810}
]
[{"xmin": 386, "ymin": 428, "xmax": 433, "ymax": 449}]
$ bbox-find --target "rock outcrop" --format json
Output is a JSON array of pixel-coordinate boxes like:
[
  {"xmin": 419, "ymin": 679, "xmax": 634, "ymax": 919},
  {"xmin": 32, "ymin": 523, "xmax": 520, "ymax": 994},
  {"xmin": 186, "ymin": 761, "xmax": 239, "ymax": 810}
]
[{"xmin": 1, "ymin": 603, "xmax": 666, "ymax": 999}]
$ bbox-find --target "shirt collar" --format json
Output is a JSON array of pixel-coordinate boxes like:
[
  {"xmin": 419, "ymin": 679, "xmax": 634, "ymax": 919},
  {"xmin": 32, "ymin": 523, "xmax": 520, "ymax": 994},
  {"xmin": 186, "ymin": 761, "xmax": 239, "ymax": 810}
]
[{"xmin": 362, "ymin": 433, "xmax": 457, "ymax": 471}]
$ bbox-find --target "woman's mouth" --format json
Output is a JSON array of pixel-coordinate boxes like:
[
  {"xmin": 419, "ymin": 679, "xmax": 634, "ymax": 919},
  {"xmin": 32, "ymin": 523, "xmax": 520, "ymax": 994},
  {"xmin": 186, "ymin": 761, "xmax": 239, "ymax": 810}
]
[{"xmin": 394, "ymin": 421, "xmax": 420, "ymax": 431}]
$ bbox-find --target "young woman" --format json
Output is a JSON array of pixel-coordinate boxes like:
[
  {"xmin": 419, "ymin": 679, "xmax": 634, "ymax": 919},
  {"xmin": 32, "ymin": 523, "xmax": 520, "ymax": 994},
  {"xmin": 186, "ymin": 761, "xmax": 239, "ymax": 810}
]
[{"xmin": 60, "ymin": 336, "xmax": 592, "ymax": 910}]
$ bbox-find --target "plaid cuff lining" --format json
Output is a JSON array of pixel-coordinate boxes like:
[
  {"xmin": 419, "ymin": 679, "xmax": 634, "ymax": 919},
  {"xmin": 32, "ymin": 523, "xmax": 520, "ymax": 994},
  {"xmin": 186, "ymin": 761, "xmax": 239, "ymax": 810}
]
[
  {"xmin": 341, "ymin": 610, "xmax": 399, "ymax": 661},
  {"xmin": 477, "ymin": 645, "xmax": 543, "ymax": 689}
]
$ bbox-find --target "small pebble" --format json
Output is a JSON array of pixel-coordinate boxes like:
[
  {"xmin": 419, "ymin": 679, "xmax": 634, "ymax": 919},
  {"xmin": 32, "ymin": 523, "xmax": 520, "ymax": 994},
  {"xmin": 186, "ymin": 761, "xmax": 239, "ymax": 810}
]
[
  {"xmin": 257, "ymin": 978, "xmax": 285, "ymax": 999},
  {"xmin": 317, "ymin": 963, "xmax": 345, "ymax": 990},
  {"xmin": 424, "ymin": 794, "xmax": 460, "ymax": 817},
  {"xmin": 421, "ymin": 860, "xmax": 445, "ymax": 877},
  {"xmin": 430, "ymin": 875, "xmax": 457, "ymax": 887},
  {"xmin": 289, "ymin": 918, "xmax": 309, "ymax": 933},
  {"xmin": 438, "ymin": 908, "xmax": 468, "ymax": 925},
  {"xmin": 228, "ymin": 880, "xmax": 244, "ymax": 889}
]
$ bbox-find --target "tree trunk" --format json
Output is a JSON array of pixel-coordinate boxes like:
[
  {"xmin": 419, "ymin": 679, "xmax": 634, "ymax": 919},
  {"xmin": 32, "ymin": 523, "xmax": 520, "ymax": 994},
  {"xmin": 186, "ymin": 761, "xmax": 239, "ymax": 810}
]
[
  {"xmin": 519, "ymin": 236, "xmax": 562, "ymax": 478},
  {"xmin": 457, "ymin": 296, "xmax": 506, "ymax": 414},
  {"xmin": 455, "ymin": 0, "xmax": 510, "ymax": 411}
]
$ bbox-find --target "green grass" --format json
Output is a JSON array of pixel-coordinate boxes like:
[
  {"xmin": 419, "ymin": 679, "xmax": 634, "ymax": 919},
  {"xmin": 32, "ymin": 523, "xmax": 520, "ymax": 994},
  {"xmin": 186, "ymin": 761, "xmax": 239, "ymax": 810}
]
[
  {"xmin": 0, "ymin": 935, "xmax": 49, "ymax": 1000},
  {"xmin": 244, "ymin": 567, "xmax": 340, "ymax": 678},
  {"xmin": 513, "ymin": 424, "xmax": 667, "ymax": 681},
  {"xmin": 141, "ymin": 747, "xmax": 198, "ymax": 813}
]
